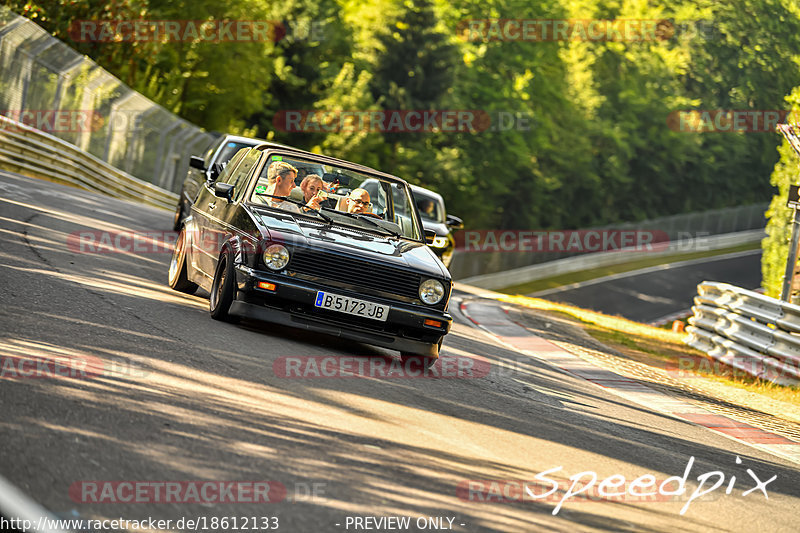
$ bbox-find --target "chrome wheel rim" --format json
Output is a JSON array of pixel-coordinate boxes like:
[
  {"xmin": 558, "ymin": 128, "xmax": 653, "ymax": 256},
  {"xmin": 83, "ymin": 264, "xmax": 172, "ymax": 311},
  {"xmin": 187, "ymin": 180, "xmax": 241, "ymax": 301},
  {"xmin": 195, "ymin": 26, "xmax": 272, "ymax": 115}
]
[{"xmin": 168, "ymin": 230, "xmax": 185, "ymax": 284}]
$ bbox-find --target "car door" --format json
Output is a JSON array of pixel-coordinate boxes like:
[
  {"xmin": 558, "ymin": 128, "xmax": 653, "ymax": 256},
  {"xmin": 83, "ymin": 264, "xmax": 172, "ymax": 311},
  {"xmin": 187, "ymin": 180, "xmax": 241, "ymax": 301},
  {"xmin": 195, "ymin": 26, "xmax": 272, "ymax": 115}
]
[
  {"xmin": 201, "ymin": 148, "xmax": 261, "ymax": 277},
  {"xmin": 192, "ymin": 148, "xmax": 250, "ymax": 278}
]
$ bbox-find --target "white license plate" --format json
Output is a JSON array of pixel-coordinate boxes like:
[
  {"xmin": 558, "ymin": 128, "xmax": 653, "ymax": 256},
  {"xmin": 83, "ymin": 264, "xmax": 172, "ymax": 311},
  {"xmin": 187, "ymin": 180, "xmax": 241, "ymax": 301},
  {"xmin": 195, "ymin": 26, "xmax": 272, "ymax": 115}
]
[{"xmin": 314, "ymin": 291, "xmax": 389, "ymax": 321}]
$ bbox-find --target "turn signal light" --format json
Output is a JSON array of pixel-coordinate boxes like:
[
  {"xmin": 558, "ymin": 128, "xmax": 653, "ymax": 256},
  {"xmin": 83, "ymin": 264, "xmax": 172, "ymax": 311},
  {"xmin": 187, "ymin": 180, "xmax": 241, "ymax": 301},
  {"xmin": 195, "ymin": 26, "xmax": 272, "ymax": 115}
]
[
  {"xmin": 257, "ymin": 281, "xmax": 277, "ymax": 291},
  {"xmin": 424, "ymin": 319, "xmax": 442, "ymax": 328}
]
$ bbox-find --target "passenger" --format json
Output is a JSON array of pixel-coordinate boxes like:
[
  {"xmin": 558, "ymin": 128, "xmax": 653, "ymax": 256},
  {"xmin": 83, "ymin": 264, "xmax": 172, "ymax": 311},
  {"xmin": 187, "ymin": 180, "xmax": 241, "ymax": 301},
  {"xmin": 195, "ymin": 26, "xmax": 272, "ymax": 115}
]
[
  {"xmin": 301, "ymin": 174, "xmax": 336, "ymax": 209},
  {"xmin": 417, "ymin": 198, "xmax": 437, "ymax": 220},
  {"xmin": 300, "ymin": 174, "xmax": 325, "ymax": 203},
  {"xmin": 264, "ymin": 161, "xmax": 322, "ymax": 212}
]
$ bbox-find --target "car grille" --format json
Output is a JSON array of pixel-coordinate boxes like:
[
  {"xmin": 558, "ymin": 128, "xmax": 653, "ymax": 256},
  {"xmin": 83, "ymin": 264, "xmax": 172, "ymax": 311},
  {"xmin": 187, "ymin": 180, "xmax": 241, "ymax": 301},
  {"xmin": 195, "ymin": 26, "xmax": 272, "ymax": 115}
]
[{"xmin": 287, "ymin": 248, "xmax": 422, "ymax": 301}]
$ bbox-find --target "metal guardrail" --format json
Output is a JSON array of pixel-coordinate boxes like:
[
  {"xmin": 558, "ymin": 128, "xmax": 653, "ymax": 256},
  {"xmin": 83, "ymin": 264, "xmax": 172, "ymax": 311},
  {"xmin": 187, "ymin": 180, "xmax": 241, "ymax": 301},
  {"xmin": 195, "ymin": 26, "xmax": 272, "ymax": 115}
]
[
  {"xmin": 457, "ymin": 230, "xmax": 764, "ymax": 290},
  {"xmin": 685, "ymin": 281, "xmax": 800, "ymax": 386},
  {"xmin": 0, "ymin": 114, "xmax": 177, "ymax": 210},
  {"xmin": 0, "ymin": 7, "xmax": 214, "ymax": 193},
  {"xmin": 449, "ymin": 203, "xmax": 768, "ymax": 280}
]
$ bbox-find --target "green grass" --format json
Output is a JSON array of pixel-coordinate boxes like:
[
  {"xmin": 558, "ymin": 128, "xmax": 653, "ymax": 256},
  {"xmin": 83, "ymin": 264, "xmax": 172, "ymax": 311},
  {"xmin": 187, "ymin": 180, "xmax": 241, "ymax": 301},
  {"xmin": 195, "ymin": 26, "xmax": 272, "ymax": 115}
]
[
  {"xmin": 500, "ymin": 294, "xmax": 800, "ymax": 403},
  {"xmin": 498, "ymin": 241, "xmax": 761, "ymax": 295}
]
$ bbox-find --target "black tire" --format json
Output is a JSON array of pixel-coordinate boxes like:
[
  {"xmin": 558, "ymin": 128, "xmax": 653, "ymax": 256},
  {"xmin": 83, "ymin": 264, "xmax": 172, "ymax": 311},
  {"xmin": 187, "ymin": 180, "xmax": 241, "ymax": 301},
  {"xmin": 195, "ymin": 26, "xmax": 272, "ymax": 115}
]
[
  {"xmin": 167, "ymin": 227, "xmax": 198, "ymax": 294},
  {"xmin": 209, "ymin": 251, "xmax": 239, "ymax": 323},
  {"xmin": 172, "ymin": 197, "xmax": 186, "ymax": 231}
]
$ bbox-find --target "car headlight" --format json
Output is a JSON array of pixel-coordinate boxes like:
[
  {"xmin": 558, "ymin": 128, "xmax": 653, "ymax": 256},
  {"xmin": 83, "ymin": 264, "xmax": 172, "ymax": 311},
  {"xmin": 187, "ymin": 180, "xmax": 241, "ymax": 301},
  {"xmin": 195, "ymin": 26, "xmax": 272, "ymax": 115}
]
[
  {"xmin": 263, "ymin": 244, "xmax": 290, "ymax": 270},
  {"xmin": 419, "ymin": 279, "xmax": 445, "ymax": 305},
  {"xmin": 432, "ymin": 236, "xmax": 449, "ymax": 248}
]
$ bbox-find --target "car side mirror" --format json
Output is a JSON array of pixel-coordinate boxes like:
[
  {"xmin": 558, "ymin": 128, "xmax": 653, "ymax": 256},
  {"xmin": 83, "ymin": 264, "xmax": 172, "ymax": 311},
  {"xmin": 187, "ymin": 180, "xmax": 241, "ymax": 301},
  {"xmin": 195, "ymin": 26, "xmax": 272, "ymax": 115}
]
[
  {"xmin": 208, "ymin": 162, "xmax": 224, "ymax": 182},
  {"xmin": 214, "ymin": 182, "xmax": 234, "ymax": 201},
  {"xmin": 424, "ymin": 229, "xmax": 437, "ymax": 245},
  {"xmin": 190, "ymin": 155, "xmax": 206, "ymax": 171},
  {"xmin": 446, "ymin": 214, "xmax": 463, "ymax": 230}
]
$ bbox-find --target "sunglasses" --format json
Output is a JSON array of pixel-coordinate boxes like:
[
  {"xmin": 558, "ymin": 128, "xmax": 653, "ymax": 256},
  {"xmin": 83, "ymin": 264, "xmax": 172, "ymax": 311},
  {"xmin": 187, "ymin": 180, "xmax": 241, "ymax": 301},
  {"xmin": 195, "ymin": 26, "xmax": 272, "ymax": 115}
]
[{"xmin": 350, "ymin": 198, "xmax": 371, "ymax": 206}]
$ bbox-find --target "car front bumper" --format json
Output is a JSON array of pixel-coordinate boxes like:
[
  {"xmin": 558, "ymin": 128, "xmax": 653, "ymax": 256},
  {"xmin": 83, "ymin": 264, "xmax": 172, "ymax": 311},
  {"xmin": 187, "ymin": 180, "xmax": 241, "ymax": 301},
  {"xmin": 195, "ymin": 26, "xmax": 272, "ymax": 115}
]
[{"xmin": 232, "ymin": 265, "xmax": 452, "ymax": 357}]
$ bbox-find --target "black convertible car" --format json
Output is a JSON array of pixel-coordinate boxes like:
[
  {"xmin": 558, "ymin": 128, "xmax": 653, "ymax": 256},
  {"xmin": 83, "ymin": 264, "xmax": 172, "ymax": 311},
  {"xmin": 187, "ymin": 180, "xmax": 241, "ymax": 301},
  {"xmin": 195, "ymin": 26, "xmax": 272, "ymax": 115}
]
[{"xmin": 168, "ymin": 144, "xmax": 453, "ymax": 365}]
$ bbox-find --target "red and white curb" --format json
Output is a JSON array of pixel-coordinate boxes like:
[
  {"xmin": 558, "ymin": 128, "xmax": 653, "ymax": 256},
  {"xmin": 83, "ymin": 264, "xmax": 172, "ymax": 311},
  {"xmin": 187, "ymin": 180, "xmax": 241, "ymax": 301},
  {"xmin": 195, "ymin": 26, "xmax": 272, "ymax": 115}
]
[{"xmin": 461, "ymin": 298, "xmax": 800, "ymax": 466}]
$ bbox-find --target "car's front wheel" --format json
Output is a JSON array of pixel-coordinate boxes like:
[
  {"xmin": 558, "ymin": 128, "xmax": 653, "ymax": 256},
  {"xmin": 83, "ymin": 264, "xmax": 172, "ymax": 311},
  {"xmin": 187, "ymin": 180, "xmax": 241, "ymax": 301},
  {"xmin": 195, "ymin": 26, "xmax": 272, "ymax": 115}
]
[
  {"xmin": 209, "ymin": 251, "xmax": 239, "ymax": 322},
  {"xmin": 167, "ymin": 227, "xmax": 198, "ymax": 294}
]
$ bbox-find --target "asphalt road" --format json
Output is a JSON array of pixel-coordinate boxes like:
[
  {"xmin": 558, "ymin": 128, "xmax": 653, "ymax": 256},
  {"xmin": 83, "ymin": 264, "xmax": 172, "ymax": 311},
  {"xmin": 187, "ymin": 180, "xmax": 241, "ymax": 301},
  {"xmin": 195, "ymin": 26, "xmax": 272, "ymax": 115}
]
[
  {"xmin": 1, "ymin": 170, "xmax": 798, "ymax": 532},
  {"xmin": 532, "ymin": 251, "xmax": 762, "ymax": 324}
]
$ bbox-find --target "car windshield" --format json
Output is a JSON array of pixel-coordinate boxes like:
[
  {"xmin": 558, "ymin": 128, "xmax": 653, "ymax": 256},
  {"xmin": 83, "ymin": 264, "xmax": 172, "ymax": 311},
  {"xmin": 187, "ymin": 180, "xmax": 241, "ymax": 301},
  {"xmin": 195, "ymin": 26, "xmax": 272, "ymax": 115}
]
[
  {"xmin": 216, "ymin": 140, "xmax": 260, "ymax": 167},
  {"xmin": 248, "ymin": 154, "xmax": 422, "ymax": 240},
  {"xmin": 413, "ymin": 191, "xmax": 444, "ymax": 223}
]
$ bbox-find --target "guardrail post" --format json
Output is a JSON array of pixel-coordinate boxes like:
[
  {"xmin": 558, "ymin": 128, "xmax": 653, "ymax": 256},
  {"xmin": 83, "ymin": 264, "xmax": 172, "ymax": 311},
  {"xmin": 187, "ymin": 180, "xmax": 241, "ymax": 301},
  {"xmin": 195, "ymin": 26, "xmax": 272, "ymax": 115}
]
[{"xmin": 781, "ymin": 206, "xmax": 800, "ymax": 301}]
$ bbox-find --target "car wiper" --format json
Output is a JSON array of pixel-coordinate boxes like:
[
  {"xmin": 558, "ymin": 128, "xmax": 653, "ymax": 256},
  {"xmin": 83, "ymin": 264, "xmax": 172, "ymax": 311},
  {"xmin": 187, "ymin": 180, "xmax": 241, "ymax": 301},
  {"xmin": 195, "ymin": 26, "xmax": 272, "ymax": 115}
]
[
  {"xmin": 255, "ymin": 193, "xmax": 333, "ymax": 225},
  {"xmin": 321, "ymin": 207, "xmax": 401, "ymax": 238}
]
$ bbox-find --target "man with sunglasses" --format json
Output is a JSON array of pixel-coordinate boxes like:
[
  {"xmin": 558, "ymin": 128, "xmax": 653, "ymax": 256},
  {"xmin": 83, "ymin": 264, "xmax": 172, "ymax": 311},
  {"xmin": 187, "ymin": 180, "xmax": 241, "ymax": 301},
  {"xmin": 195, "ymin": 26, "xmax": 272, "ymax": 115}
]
[{"xmin": 345, "ymin": 188, "xmax": 373, "ymax": 215}]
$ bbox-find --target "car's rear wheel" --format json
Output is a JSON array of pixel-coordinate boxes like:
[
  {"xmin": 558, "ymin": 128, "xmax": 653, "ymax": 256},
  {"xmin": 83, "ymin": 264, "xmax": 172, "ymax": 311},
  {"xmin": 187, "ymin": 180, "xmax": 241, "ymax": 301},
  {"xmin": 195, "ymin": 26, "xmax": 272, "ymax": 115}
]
[
  {"xmin": 172, "ymin": 192, "xmax": 186, "ymax": 231},
  {"xmin": 209, "ymin": 252, "xmax": 238, "ymax": 322},
  {"xmin": 167, "ymin": 227, "xmax": 198, "ymax": 294}
]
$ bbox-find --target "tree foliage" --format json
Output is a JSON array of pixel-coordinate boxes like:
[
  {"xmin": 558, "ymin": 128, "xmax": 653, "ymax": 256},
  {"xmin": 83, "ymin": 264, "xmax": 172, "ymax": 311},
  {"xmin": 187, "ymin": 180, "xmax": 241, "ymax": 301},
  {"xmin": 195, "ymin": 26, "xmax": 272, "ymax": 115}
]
[{"xmin": 6, "ymin": 0, "xmax": 800, "ymax": 251}]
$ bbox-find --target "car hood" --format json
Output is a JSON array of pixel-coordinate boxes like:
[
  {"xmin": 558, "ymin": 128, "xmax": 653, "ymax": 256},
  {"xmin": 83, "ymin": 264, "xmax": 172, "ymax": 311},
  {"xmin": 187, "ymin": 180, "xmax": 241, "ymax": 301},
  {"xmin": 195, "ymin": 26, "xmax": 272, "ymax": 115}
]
[{"xmin": 251, "ymin": 208, "xmax": 448, "ymax": 279}]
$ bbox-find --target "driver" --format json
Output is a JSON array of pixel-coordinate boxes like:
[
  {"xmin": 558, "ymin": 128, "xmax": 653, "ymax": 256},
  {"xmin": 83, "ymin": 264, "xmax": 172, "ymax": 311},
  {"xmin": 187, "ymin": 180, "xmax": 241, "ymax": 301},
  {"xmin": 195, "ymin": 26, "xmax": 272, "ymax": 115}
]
[
  {"xmin": 345, "ymin": 188, "xmax": 373, "ymax": 214},
  {"xmin": 264, "ymin": 161, "xmax": 323, "ymax": 212}
]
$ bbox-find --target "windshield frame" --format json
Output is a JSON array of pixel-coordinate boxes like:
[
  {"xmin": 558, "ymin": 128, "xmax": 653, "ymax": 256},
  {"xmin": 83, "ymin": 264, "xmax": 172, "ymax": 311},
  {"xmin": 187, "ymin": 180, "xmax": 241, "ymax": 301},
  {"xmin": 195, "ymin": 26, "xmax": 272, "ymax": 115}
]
[{"xmin": 243, "ymin": 149, "xmax": 425, "ymax": 242}]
